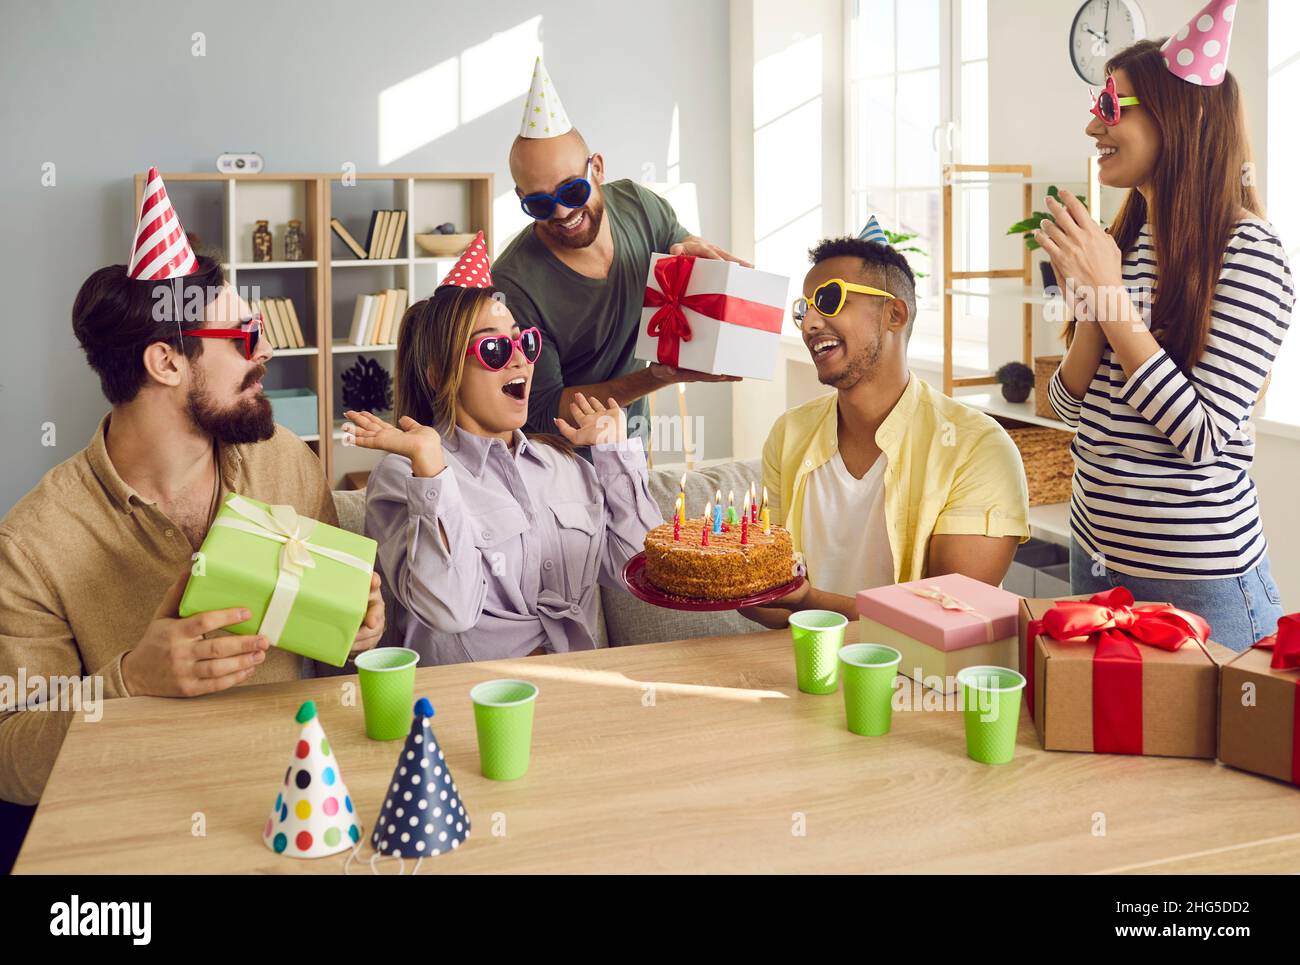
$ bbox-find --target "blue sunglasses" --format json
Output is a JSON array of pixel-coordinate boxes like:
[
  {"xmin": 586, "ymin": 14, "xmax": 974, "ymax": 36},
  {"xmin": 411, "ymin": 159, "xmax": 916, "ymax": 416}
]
[{"xmin": 518, "ymin": 156, "xmax": 594, "ymax": 221}]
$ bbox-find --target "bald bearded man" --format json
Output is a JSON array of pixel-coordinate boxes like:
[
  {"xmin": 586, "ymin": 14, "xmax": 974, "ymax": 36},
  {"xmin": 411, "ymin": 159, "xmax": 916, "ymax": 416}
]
[{"xmin": 494, "ymin": 61, "xmax": 746, "ymax": 437}]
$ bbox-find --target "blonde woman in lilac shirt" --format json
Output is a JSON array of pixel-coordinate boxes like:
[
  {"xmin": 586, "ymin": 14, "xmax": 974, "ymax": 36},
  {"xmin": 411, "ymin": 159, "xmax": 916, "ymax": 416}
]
[{"xmin": 345, "ymin": 249, "xmax": 661, "ymax": 665}]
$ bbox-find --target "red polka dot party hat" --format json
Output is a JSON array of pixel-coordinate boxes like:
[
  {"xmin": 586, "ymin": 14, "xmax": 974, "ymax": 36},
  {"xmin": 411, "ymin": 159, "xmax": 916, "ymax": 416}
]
[
  {"xmin": 371, "ymin": 698, "xmax": 470, "ymax": 858},
  {"xmin": 263, "ymin": 700, "xmax": 361, "ymax": 859},
  {"xmin": 436, "ymin": 230, "xmax": 492, "ymax": 289}
]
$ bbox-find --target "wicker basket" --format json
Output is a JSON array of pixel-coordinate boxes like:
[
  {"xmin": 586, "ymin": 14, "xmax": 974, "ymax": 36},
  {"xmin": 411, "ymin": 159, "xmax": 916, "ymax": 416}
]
[
  {"xmin": 1033, "ymin": 355, "xmax": 1063, "ymax": 419},
  {"xmin": 1006, "ymin": 426, "xmax": 1074, "ymax": 507}
]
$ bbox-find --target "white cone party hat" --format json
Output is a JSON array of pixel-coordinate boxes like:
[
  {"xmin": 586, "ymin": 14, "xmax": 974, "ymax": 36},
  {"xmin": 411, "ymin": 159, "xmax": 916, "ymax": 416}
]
[
  {"xmin": 128, "ymin": 167, "xmax": 198, "ymax": 280},
  {"xmin": 263, "ymin": 700, "xmax": 361, "ymax": 858},
  {"xmin": 371, "ymin": 698, "xmax": 470, "ymax": 858},
  {"xmin": 518, "ymin": 56, "xmax": 572, "ymax": 139}
]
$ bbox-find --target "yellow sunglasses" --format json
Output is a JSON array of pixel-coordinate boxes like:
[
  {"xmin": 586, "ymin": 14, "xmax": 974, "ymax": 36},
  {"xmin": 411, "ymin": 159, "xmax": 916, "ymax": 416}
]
[{"xmin": 793, "ymin": 278, "xmax": 896, "ymax": 327}]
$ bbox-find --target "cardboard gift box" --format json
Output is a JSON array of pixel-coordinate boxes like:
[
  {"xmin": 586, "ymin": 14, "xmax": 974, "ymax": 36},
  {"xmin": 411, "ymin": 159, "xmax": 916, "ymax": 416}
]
[
  {"xmin": 636, "ymin": 252, "xmax": 788, "ymax": 380},
  {"xmin": 180, "ymin": 493, "xmax": 377, "ymax": 667},
  {"xmin": 1219, "ymin": 615, "xmax": 1300, "ymax": 786},
  {"xmin": 855, "ymin": 573, "xmax": 1021, "ymax": 695},
  {"xmin": 1020, "ymin": 588, "xmax": 1218, "ymax": 758}
]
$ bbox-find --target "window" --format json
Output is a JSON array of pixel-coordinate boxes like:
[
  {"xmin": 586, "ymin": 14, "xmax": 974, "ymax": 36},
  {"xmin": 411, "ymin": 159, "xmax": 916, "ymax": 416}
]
[
  {"xmin": 1265, "ymin": 0, "xmax": 1300, "ymax": 425},
  {"xmin": 847, "ymin": 0, "xmax": 988, "ymax": 368}
]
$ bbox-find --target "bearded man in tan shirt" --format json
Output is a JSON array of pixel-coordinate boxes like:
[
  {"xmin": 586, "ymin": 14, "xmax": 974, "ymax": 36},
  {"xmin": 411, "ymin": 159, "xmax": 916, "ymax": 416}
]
[{"xmin": 0, "ymin": 254, "xmax": 385, "ymax": 810}]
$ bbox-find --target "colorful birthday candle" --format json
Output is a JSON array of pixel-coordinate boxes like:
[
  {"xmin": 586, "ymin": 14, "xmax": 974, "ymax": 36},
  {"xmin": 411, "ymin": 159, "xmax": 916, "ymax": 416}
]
[
  {"xmin": 740, "ymin": 493, "xmax": 750, "ymax": 545},
  {"xmin": 712, "ymin": 490, "xmax": 723, "ymax": 534},
  {"xmin": 701, "ymin": 499, "xmax": 712, "ymax": 546},
  {"xmin": 675, "ymin": 492, "xmax": 685, "ymax": 527},
  {"xmin": 726, "ymin": 489, "xmax": 737, "ymax": 526},
  {"xmin": 749, "ymin": 482, "xmax": 758, "ymax": 524},
  {"xmin": 761, "ymin": 485, "xmax": 770, "ymax": 535},
  {"xmin": 673, "ymin": 512, "xmax": 680, "ymax": 541}
]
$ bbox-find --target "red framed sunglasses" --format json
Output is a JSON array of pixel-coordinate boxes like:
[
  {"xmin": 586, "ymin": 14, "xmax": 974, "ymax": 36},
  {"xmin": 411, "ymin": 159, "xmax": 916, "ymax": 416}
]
[
  {"xmin": 182, "ymin": 314, "xmax": 264, "ymax": 360},
  {"xmin": 465, "ymin": 326, "xmax": 542, "ymax": 371},
  {"xmin": 1089, "ymin": 75, "xmax": 1140, "ymax": 127}
]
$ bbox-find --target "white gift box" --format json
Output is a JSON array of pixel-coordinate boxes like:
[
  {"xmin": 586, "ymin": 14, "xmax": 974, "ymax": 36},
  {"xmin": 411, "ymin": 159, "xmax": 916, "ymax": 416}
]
[{"xmin": 636, "ymin": 253, "xmax": 788, "ymax": 381}]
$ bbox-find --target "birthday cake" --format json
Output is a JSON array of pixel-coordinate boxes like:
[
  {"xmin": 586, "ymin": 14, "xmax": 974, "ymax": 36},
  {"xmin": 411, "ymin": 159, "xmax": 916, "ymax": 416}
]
[{"xmin": 643, "ymin": 516, "xmax": 797, "ymax": 601}]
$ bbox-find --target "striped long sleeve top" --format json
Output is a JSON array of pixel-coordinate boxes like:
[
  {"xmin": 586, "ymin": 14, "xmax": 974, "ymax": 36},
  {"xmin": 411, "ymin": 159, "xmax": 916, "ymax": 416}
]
[{"xmin": 1047, "ymin": 218, "xmax": 1294, "ymax": 579}]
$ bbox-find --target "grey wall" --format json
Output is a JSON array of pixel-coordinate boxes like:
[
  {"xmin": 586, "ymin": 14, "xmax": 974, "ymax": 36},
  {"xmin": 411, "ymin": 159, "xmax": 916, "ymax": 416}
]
[{"xmin": 0, "ymin": 0, "xmax": 732, "ymax": 513}]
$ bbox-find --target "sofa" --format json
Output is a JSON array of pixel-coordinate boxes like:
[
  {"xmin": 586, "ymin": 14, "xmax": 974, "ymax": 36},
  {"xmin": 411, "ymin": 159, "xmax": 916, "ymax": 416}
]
[{"xmin": 332, "ymin": 458, "xmax": 769, "ymax": 648}]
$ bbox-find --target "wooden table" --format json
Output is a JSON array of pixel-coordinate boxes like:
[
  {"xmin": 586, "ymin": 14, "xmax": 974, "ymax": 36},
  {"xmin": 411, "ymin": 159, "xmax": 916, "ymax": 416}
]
[{"xmin": 15, "ymin": 626, "xmax": 1300, "ymax": 874}]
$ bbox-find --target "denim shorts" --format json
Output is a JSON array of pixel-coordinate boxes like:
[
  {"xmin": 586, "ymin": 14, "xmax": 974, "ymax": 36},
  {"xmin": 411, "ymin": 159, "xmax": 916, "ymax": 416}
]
[{"xmin": 1069, "ymin": 539, "xmax": 1285, "ymax": 652}]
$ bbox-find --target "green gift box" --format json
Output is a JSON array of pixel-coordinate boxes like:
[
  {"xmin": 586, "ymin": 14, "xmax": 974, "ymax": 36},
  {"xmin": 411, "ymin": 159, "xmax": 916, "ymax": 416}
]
[{"xmin": 179, "ymin": 493, "xmax": 377, "ymax": 667}]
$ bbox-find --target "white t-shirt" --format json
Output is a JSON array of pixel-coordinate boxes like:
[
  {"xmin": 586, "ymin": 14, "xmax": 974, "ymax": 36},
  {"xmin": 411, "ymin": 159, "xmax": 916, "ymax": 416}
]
[{"xmin": 800, "ymin": 451, "xmax": 894, "ymax": 597}]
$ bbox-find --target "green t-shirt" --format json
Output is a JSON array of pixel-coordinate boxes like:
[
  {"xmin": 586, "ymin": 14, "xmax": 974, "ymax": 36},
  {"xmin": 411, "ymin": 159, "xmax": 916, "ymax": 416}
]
[{"xmin": 493, "ymin": 179, "xmax": 689, "ymax": 434}]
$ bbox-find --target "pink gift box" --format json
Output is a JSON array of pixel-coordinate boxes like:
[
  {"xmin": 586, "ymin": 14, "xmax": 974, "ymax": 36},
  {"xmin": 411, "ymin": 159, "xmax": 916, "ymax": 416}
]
[{"xmin": 855, "ymin": 573, "xmax": 1021, "ymax": 651}]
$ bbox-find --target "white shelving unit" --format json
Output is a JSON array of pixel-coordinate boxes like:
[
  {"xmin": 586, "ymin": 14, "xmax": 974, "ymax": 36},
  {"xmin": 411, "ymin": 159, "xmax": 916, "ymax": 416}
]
[{"xmin": 135, "ymin": 171, "xmax": 493, "ymax": 485}]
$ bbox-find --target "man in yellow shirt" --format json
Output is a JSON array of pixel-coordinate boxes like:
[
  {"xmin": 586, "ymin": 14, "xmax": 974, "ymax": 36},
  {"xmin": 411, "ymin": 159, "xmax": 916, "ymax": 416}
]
[{"xmin": 746, "ymin": 234, "xmax": 1029, "ymax": 627}]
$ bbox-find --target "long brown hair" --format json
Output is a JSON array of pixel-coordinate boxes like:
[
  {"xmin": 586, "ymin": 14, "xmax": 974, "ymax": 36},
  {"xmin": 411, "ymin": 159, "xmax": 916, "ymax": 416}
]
[
  {"xmin": 393, "ymin": 285, "xmax": 573, "ymax": 456},
  {"xmin": 1094, "ymin": 39, "xmax": 1262, "ymax": 370}
]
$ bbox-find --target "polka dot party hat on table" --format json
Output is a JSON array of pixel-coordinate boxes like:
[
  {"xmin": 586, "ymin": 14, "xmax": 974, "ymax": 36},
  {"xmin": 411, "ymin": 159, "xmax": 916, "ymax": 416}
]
[
  {"xmin": 436, "ymin": 230, "xmax": 492, "ymax": 290},
  {"xmin": 371, "ymin": 698, "xmax": 470, "ymax": 858},
  {"xmin": 1161, "ymin": 0, "xmax": 1237, "ymax": 87},
  {"xmin": 263, "ymin": 700, "xmax": 361, "ymax": 859}
]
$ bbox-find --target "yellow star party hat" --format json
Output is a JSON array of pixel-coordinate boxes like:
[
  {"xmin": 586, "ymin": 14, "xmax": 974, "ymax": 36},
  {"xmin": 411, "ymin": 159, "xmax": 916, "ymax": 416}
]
[
  {"xmin": 518, "ymin": 56, "xmax": 572, "ymax": 139},
  {"xmin": 263, "ymin": 701, "xmax": 362, "ymax": 858}
]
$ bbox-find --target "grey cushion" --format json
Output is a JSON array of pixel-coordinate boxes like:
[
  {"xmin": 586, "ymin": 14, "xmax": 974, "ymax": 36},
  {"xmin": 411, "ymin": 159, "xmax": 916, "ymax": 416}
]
[{"xmin": 598, "ymin": 458, "xmax": 767, "ymax": 646}]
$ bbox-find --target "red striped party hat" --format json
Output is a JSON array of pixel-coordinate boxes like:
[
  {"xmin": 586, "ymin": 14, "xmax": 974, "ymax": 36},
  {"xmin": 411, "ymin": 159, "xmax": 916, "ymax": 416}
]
[{"xmin": 127, "ymin": 167, "xmax": 198, "ymax": 280}]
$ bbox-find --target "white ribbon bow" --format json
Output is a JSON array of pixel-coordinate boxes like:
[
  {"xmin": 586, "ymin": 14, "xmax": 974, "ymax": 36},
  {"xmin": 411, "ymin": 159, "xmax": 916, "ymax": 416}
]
[{"xmin": 212, "ymin": 495, "xmax": 371, "ymax": 646}]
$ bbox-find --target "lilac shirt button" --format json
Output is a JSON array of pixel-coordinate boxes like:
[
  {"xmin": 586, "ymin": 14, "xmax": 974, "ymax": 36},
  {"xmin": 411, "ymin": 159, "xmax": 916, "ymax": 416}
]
[
  {"xmin": 570, "ymin": 604, "xmax": 580, "ymax": 614},
  {"xmin": 481, "ymin": 530, "xmax": 492, "ymax": 541},
  {"xmin": 543, "ymin": 560, "xmax": 554, "ymax": 571}
]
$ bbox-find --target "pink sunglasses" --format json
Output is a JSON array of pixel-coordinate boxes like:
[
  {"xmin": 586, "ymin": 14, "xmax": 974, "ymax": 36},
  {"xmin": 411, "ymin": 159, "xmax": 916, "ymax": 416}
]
[
  {"xmin": 465, "ymin": 326, "xmax": 543, "ymax": 371},
  {"xmin": 1089, "ymin": 75, "xmax": 1140, "ymax": 127}
]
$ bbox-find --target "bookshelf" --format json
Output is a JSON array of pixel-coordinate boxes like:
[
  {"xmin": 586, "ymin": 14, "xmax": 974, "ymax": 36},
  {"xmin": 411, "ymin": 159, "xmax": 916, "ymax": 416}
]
[{"xmin": 133, "ymin": 171, "xmax": 493, "ymax": 485}]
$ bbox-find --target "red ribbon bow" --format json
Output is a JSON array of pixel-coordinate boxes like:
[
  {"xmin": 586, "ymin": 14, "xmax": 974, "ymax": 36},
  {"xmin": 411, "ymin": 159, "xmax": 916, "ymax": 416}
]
[
  {"xmin": 1253, "ymin": 613, "xmax": 1300, "ymax": 670},
  {"xmin": 1025, "ymin": 587, "xmax": 1210, "ymax": 755},
  {"xmin": 1252, "ymin": 614, "xmax": 1300, "ymax": 785},
  {"xmin": 642, "ymin": 255, "xmax": 782, "ymax": 367}
]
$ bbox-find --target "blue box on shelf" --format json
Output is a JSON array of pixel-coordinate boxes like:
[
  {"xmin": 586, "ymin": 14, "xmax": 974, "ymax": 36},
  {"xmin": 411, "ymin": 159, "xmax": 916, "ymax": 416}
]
[{"xmin": 265, "ymin": 388, "xmax": 318, "ymax": 436}]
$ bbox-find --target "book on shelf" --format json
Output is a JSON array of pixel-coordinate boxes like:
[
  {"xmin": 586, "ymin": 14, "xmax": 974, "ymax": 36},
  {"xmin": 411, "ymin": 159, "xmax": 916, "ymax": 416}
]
[
  {"xmin": 280, "ymin": 297, "xmax": 306, "ymax": 348},
  {"xmin": 334, "ymin": 209, "xmax": 408, "ymax": 261},
  {"xmin": 347, "ymin": 293, "xmax": 374, "ymax": 345},
  {"xmin": 264, "ymin": 298, "xmax": 288, "ymax": 348},
  {"xmin": 346, "ymin": 289, "xmax": 405, "ymax": 346},
  {"xmin": 254, "ymin": 297, "xmax": 306, "ymax": 349},
  {"xmin": 330, "ymin": 218, "xmax": 367, "ymax": 260},
  {"xmin": 386, "ymin": 210, "xmax": 407, "ymax": 259},
  {"xmin": 365, "ymin": 211, "xmax": 386, "ymax": 260},
  {"xmin": 382, "ymin": 288, "xmax": 407, "ymax": 342}
]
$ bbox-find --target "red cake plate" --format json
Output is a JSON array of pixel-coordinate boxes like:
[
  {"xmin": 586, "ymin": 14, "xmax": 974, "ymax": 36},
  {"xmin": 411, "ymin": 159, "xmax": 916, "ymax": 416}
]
[{"xmin": 621, "ymin": 552, "xmax": 805, "ymax": 612}]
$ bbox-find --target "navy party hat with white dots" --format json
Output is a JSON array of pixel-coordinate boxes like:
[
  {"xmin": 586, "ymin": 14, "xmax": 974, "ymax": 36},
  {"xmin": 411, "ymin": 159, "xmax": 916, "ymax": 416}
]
[{"xmin": 371, "ymin": 698, "xmax": 470, "ymax": 857}]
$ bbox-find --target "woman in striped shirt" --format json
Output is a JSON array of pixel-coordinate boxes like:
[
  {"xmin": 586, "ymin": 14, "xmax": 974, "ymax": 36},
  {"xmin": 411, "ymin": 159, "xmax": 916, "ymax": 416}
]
[{"xmin": 1036, "ymin": 38, "xmax": 1291, "ymax": 651}]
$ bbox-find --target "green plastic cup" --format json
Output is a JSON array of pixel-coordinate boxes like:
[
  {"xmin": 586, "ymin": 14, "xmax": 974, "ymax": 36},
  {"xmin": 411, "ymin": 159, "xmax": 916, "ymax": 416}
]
[
  {"xmin": 838, "ymin": 644, "xmax": 902, "ymax": 736},
  {"xmin": 471, "ymin": 679, "xmax": 539, "ymax": 781},
  {"xmin": 355, "ymin": 647, "xmax": 419, "ymax": 741},
  {"xmin": 957, "ymin": 665, "xmax": 1026, "ymax": 765},
  {"xmin": 789, "ymin": 610, "xmax": 848, "ymax": 695}
]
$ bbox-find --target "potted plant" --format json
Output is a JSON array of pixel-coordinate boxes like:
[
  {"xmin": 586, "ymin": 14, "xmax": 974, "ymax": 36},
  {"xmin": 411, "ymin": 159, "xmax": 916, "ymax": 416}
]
[
  {"xmin": 882, "ymin": 229, "xmax": 929, "ymax": 278},
  {"xmin": 1006, "ymin": 185, "xmax": 1060, "ymax": 291},
  {"xmin": 994, "ymin": 361, "xmax": 1035, "ymax": 404}
]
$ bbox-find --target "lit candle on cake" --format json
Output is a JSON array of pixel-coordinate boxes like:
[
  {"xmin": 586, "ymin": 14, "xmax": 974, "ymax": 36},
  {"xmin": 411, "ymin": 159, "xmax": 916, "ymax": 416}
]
[
  {"xmin": 701, "ymin": 499, "xmax": 711, "ymax": 546},
  {"xmin": 726, "ymin": 489, "xmax": 737, "ymax": 526},
  {"xmin": 712, "ymin": 490, "xmax": 723, "ymax": 534},
  {"xmin": 673, "ymin": 512, "xmax": 680, "ymax": 541},
  {"xmin": 740, "ymin": 492, "xmax": 750, "ymax": 545},
  {"xmin": 678, "ymin": 473, "xmax": 687, "ymax": 524},
  {"xmin": 749, "ymin": 482, "xmax": 758, "ymax": 523},
  {"xmin": 761, "ymin": 485, "xmax": 770, "ymax": 534}
]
